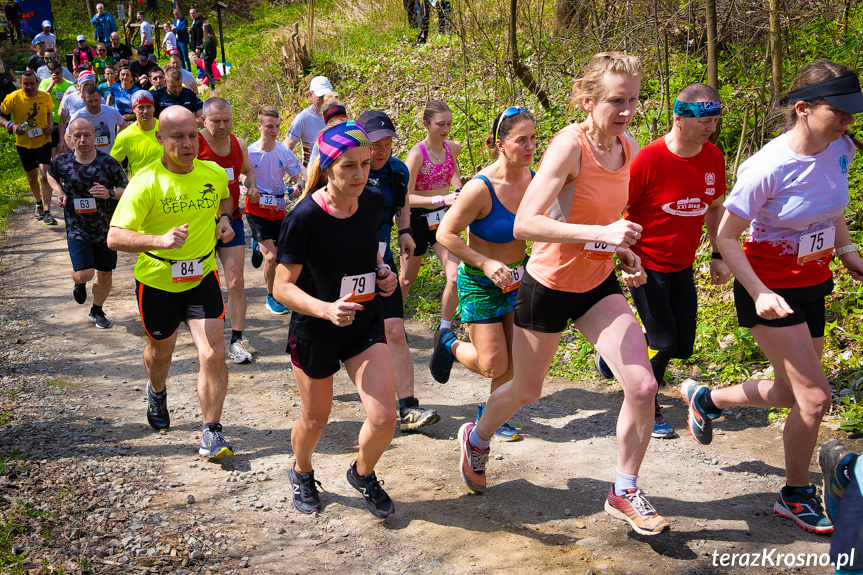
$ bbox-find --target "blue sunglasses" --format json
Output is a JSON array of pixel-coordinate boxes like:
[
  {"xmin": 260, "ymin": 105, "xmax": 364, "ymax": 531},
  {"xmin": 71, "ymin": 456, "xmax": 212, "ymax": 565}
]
[{"xmin": 494, "ymin": 106, "xmax": 528, "ymax": 142}]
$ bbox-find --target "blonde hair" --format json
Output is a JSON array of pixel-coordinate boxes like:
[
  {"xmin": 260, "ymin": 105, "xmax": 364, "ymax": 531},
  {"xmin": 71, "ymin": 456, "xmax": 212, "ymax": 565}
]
[
  {"xmin": 569, "ymin": 52, "xmax": 642, "ymax": 113},
  {"xmin": 302, "ymin": 157, "xmax": 326, "ymax": 199}
]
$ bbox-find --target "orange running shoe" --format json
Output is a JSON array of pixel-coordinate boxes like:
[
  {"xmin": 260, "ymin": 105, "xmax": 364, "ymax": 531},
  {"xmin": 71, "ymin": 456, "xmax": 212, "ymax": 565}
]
[
  {"xmin": 604, "ymin": 486, "xmax": 670, "ymax": 535},
  {"xmin": 458, "ymin": 422, "xmax": 488, "ymax": 493}
]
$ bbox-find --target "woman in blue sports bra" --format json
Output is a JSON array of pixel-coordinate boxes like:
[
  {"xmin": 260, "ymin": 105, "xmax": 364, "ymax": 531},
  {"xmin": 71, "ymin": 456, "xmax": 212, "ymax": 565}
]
[{"xmin": 434, "ymin": 106, "xmax": 536, "ymax": 442}]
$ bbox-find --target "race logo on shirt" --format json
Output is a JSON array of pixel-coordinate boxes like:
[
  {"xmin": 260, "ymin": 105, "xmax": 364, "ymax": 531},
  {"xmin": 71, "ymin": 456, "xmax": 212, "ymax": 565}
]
[
  {"xmin": 705, "ymin": 172, "xmax": 716, "ymax": 185},
  {"xmin": 661, "ymin": 197, "xmax": 709, "ymax": 217},
  {"xmin": 159, "ymin": 182, "xmax": 220, "ymax": 214},
  {"xmin": 840, "ymin": 155, "xmax": 849, "ymax": 174}
]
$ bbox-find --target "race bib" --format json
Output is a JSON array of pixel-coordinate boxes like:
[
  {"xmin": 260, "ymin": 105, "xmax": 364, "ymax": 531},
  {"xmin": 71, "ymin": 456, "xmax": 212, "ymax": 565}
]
[
  {"xmin": 94, "ymin": 135, "xmax": 110, "ymax": 147},
  {"xmin": 225, "ymin": 167, "xmax": 234, "ymax": 181},
  {"xmin": 502, "ymin": 264, "xmax": 525, "ymax": 293},
  {"xmin": 378, "ymin": 241, "xmax": 387, "ymax": 258},
  {"xmin": 582, "ymin": 241, "xmax": 616, "ymax": 260},
  {"xmin": 170, "ymin": 259, "xmax": 204, "ymax": 284},
  {"xmin": 425, "ymin": 208, "xmax": 446, "ymax": 230},
  {"xmin": 259, "ymin": 193, "xmax": 279, "ymax": 210},
  {"xmin": 53, "ymin": 91, "xmax": 64, "ymax": 100},
  {"xmin": 27, "ymin": 127, "xmax": 42, "ymax": 138},
  {"xmin": 340, "ymin": 272, "xmax": 376, "ymax": 303},
  {"xmin": 798, "ymin": 226, "xmax": 835, "ymax": 264},
  {"xmin": 72, "ymin": 197, "xmax": 97, "ymax": 213}
]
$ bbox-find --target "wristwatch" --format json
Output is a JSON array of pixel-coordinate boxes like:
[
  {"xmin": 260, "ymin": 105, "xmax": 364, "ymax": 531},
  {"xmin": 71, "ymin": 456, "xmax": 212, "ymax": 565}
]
[{"xmin": 108, "ymin": 188, "xmax": 116, "ymax": 198}]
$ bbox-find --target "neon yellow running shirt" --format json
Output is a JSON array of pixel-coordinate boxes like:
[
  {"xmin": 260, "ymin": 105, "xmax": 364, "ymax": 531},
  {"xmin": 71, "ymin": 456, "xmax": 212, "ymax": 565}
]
[{"xmin": 110, "ymin": 120, "xmax": 162, "ymax": 175}]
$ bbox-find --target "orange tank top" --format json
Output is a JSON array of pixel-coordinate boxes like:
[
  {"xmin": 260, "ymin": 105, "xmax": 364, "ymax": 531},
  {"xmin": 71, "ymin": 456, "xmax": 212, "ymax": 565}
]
[
  {"xmin": 526, "ymin": 123, "xmax": 633, "ymax": 293},
  {"xmin": 198, "ymin": 132, "xmax": 244, "ymax": 218}
]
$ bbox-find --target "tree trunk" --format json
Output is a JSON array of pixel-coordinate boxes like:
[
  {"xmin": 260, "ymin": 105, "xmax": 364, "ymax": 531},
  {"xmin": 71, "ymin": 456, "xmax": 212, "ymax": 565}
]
[
  {"xmin": 705, "ymin": 0, "xmax": 718, "ymax": 90},
  {"xmin": 509, "ymin": 0, "xmax": 551, "ymax": 109},
  {"xmin": 768, "ymin": 0, "xmax": 783, "ymax": 104},
  {"xmin": 85, "ymin": 0, "xmax": 96, "ymax": 19}
]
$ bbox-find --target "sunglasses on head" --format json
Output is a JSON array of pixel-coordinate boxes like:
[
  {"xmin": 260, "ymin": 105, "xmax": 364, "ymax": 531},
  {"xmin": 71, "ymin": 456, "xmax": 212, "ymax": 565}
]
[{"xmin": 494, "ymin": 106, "xmax": 528, "ymax": 141}]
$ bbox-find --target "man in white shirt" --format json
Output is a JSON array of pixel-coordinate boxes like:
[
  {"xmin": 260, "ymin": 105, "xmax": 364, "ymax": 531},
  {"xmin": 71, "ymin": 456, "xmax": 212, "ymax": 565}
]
[
  {"xmin": 70, "ymin": 85, "xmax": 124, "ymax": 154},
  {"xmin": 137, "ymin": 11, "xmax": 154, "ymax": 57},
  {"xmin": 32, "ymin": 20, "xmax": 56, "ymax": 52},
  {"xmin": 36, "ymin": 49, "xmax": 74, "ymax": 82},
  {"xmin": 282, "ymin": 75, "xmax": 333, "ymax": 167},
  {"xmin": 169, "ymin": 53, "xmax": 197, "ymax": 90}
]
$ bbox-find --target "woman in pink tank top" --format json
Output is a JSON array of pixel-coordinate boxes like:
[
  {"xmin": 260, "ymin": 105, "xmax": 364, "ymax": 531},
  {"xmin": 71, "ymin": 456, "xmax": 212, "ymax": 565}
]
[
  {"xmin": 400, "ymin": 100, "xmax": 463, "ymax": 336},
  {"xmin": 456, "ymin": 53, "xmax": 672, "ymax": 537}
]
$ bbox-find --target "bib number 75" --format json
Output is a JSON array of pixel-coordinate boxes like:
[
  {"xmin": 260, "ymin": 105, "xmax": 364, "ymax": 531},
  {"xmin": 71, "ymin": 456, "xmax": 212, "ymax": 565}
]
[{"xmin": 797, "ymin": 226, "xmax": 835, "ymax": 264}]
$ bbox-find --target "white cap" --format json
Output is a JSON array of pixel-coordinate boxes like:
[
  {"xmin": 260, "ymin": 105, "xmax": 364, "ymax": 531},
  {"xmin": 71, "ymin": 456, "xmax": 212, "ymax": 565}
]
[
  {"xmin": 76, "ymin": 34, "xmax": 86, "ymax": 42},
  {"xmin": 42, "ymin": 20, "xmax": 51, "ymax": 28},
  {"xmin": 309, "ymin": 76, "xmax": 333, "ymax": 97}
]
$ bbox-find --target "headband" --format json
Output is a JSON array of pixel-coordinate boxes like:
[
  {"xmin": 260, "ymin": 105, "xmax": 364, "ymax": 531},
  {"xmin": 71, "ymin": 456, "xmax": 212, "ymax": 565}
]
[
  {"xmin": 673, "ymin": 99, "xmax": 722, "ymax": 118},
  {"xmin": 323, "ymin": 104, "xmax": 347, "ymax": 124},
  {"xmin": 131, "ymin": 90, "xmax": 154, "ymax": 108},
  {"xmin": 317, "ymin": 121, "xmax": 370, "ymax": 171},
  {"xmin": 787, "ymin": 74, "xmax": 863, "ymax": 114}
]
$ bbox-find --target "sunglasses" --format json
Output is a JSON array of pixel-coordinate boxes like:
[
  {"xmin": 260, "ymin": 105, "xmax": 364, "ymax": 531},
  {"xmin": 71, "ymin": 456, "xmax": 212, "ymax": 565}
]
[
  {"xmin": 98, "ymin": 49, "xmax": 106, "ymax": 52},
  {"xmin": 494, "ymin": 106, "xmax": 528, "ymax": 142},
  {"xmin": 44, "ymin": 56, "xmax": 55, "ymax": 60}
]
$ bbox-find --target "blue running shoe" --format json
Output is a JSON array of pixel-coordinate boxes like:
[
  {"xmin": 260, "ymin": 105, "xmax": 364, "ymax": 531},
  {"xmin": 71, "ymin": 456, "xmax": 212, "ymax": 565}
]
[
  {"xmin": 819, "ymin": 440, "xmax": 858, "ymax": 524},
  {"xmin": 266, "ymin": 293, "xmax": 290, "ymax": 315},
  {"xmin": 595, "ymin": 353, "xmax": 614, "ymax": 379},
  {"xmin": 651, "ymin": 413, "xmax": 676, "ymax": 439},
  {"xmin": 476, "ymin": 404, "xmax": 521, "ymax": 442},
  {"xmin": 251, "ymin": 239, "xmax": 263, "ymax": 269},
  {"xmin": 679, "ymin": 378, "xmax": 717, "ymax": 445},
  {"xmin": 199, "ymin": 424, "xmax": 234, "ymax": 459},
  {"xmin": 773, "ymin": 484, "xmax": 833, "ymax": 534},
  {"xmin": 429, "ymin": 328, "xmax": 456, "ymax": 383}
]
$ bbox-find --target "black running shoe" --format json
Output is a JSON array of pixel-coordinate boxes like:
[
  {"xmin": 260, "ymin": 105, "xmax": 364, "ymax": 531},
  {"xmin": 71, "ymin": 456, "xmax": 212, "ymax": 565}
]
[
  {"xmin": 429, "ymin": 327, "xmax": 455, "ymax": 383},
  {"xmin": 146, "ymin": 381, "xmax": 170, "ymax": 431},
  {"xmin": 34, "ymin": 204, "xmax": 44, "ymax": 220},
  {"xmin": 87, "ymin": 310, "xmax": 112, "ymax": 329},
  {"xmin": 399, "ymin": 404, "xmax": 440, "ymax": 431},
  {"xmin": 289, "ymin": 463, "xmax": 322, "ymax": 514},
  {"xmin": 42, "ymin": 211, "xmax": 57, "ymax": 225},
  {"xmin": 73, "ymin": 283, "xmax": 87, "ymax": 304},
  {"xmin": 347, "ymin": 462, "xmax": 394, "ymax": 519},
  {"xmin": 251, "ymin": 239, "xmax": 263, "ymax": 269}
]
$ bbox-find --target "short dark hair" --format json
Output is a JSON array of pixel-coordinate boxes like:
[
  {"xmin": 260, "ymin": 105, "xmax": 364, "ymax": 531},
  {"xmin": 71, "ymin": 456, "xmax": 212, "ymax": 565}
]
[
  {"xmin": 82, "ymin": 84, "xmax": 101, "ymax": 97},
  {"xmin": 149, "ymin": 67, "xmax": 164, "ymax": 78},
  {"xmin": 258, "ymin": 105, "xmax": 279, "ymax": 121},
  {"xmin": 677, "ymin": 82, "xmax": 721, "ymax": 103},
  {"xmin": 46, "ymin": 61, "xmax": 62, "ymax": 72},
  {"xmin": 20, "ymin": 70, "xmax": 36, "ymax": 79}
]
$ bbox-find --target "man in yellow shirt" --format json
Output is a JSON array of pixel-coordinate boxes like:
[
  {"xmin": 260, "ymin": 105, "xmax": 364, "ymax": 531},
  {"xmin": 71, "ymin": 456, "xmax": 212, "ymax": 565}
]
[
  {"xmin": 110, "ymin": 90, "xmax": 160, "ymax": 175},
  {"xmin": 1, "ymin": 70, "xmax": 57, "ymax": 224},
  {"xmin": 108, "ymin": 105, "xmax": 236, "ymax": 459}
]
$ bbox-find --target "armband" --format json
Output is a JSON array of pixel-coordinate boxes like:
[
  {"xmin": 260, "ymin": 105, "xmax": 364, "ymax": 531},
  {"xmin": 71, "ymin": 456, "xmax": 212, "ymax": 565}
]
[
  {"xmin": 5, "ymin": 122, "xmax": 13, "ymax": 133},
  {"xmin": 432, "ymin": 195, "xmax": 445, "ymax": 208},
  {"xmin": 398, "ymin": 227, "xmax": 413, "ymax": 236},
  {"xmin": 710, "ymin": 252, "xmax": 723, "ymax": 260},
  {"xmin": 836, "ymin": 244, "xmax": 859, "ymax": 257}
]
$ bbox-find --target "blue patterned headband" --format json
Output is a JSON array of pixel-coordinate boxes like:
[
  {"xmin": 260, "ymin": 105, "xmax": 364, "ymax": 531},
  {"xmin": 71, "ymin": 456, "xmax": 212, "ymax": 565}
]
[{"xmin": 673, "ymin": 99, "xmax": 722, "ymax": 118}]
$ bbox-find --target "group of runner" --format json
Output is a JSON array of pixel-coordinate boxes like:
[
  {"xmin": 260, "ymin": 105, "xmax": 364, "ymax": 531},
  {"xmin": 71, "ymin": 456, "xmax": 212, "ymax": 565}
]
[{"xmin": 4, "ymin": 49, "xmax": 863, "ymax": 549}]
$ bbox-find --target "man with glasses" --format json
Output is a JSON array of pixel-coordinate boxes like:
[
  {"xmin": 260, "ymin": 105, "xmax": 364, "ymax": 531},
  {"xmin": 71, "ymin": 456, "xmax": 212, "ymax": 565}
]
[
  {"xmin": 189, "ymin": 8, "xmax": 204, "ymax": 55},
  {"xmin": 36, "ymin": 49, "xmax": 74, "ymax": 82},
  {"xmin": 90, "ymin": 3, "xmax": 117, "ymax": 44},
  {"xmin": 107, "ymin": 32, "xmax": 132, "ymax": 66}
]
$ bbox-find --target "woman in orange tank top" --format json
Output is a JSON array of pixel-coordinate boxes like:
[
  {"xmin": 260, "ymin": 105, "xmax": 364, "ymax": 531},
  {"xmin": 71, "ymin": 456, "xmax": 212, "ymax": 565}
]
[{"xmin": 456, "ymin": 53, "xmax": 670, "ymax": 537}]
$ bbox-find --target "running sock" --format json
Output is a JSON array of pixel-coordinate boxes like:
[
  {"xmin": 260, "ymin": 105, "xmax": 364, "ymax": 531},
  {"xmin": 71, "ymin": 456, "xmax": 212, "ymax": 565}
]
[
  {"xmin": 469, "ymin": 426, "xmax": 490, "ymax": 451},
  {"xmin": 614, "ymin": 469, "xmax": 638, "ymax": 496},
  {"xmin": 203, "ymin": 422, "xmax": 220, "ymax": 433},
  {"xmin": 90, "ymin": 304, "xmax": 103, "ymax": 316},
  {"xmin": 231, "ymin": 330, "xmax": 243, "ymax": 344},
  {"xmin": 397, "ymin": 396, "xmax": 419, "ymax": 411},
  {"xmin": 439, "ymin": 319, "xmax": 452, "ymax": 330},
  {"xmin": 698, "ymin": 388, "xmax": 723, "ymax": 417}
]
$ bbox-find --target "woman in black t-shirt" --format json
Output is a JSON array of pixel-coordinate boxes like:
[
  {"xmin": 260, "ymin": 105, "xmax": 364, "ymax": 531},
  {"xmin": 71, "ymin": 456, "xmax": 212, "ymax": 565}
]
[{"xmin": 275, "ymin": 121, "xmax": 399, "ymax": 521}]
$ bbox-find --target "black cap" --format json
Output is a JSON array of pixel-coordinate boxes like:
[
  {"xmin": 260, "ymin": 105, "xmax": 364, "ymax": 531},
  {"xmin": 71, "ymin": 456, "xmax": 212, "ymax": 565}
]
[
  {"xmin": 358, "ymin": 110, "xmax": 397, "ymax": 141},
  {"xmin": 788, "ymin": 74, "xmax": 863, "ymax": 114}
]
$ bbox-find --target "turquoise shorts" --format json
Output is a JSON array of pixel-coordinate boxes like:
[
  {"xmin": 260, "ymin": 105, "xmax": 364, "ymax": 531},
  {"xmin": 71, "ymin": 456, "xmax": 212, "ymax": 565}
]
[{"xmin": 456, "ymin": 258, "xmax": 524, "ymax": 323}]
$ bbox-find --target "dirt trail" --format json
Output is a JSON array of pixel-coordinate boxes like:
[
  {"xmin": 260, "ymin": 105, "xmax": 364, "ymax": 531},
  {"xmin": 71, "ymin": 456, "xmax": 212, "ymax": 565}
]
[{"xmin": 1, "ymin": 206, "xmax": 861, "ymax": 575}]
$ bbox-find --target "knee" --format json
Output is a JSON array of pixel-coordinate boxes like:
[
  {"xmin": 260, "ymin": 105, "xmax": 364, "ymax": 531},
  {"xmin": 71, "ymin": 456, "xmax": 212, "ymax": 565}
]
[
  {"xmin": 227, "ymin": 275, "xmax": 245, "ymax": 294},
  {"xmin": 366, "ymin": 408, "xmax": 397, "ymax": 435},
  {"xmin": 198, "ymin": 343, "xmax": 226, "ymax": 364},
  {"xmin": 301, "ymin": 407, "xmax": 332, "ymax": 434},
  {"xmin": 384, "ymin": 322, "xmax": 407, "ymax": 346},
  {"xmin": 798, "ymin": 391, "xmax": 831, "ymax": 420},
  {"xmin": 263, "ymin": 250, "xmax": 277, "ymax": 265},
  {"xmin": 624, "ymin": 376, "xmax": 659, "ymax": 405},
  {"xmin": 75, "ymin": 269, "xmax": 95, "ymax": 283},
  {"xmin": 477, "ymin": 354, "xmax": 507, "ymax": 380},
  {"xmin": 147, "ymin": 342, "xmax": 174, "ymax": 363}
]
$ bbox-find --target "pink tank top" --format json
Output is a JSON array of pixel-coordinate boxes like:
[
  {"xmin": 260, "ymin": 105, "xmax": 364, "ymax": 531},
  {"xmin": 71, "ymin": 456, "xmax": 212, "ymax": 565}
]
[
  {"xmin": 526, "ymin": 123, "xmax": 633, "ymax": 293},
  {"xmin": 415, "ymin": 141, "xmax": 456, "ymax": 191}
]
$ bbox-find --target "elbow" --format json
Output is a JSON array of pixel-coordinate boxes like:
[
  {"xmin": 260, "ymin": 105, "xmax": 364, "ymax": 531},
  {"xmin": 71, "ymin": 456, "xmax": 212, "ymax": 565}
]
[
  {"xmin": 512, "ymin": 217, "xmax": 529, "ymax": 241},
  {"xmin": 106, "ymin": 228, "xmax": 119, "ymax": 251}
]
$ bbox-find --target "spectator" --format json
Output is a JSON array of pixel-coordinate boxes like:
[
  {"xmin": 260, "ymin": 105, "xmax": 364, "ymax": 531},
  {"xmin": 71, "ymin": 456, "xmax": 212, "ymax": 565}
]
[
  {"xmin": 201, "ymin": 22, "xmax": 218, "ymax": 88},
  {"xmin": 283, "ymin": 75, "xmax": 333, "ymax": 166},
  {"xmin": 4, "ymin": 1, "xmax": 22, "ymax": 43},
  {"xmin": 168, "ymin": 52, "xmax": 196, "ymax": 90},
  {"xmin": 129, "ymin": 48, "xmax": 158, "ymax": 90},
  {"xmin": 92, "ymin": 43, "xmax": 114, "ymax": 82},
  {"xmin": 107, "ymin": 66, "xmax": 141, "ymax": 122},
  {"xmin": 97, "ymin": 65, "xmax": 117, "ymax": 100},
  {"xmin": 189, "ymin": 7, "xmax": 204, "ymax": 54},
  {"xmin": 73, "ymin": 35, "xmax": 98, "ymax": 72},
  {"xmin": 190, "ymin": 52, "xmax": 220, "ymax": 87},
  {"xmin": 32, "ymin": 21, "xmax": 56, "ymax": 53},
  {"xmin": 36, "ymin": 49, "xmax": 74, "ymax": 82},
  {"xmin": 106, "ymin": 31, "xmax": 132, "ymax": 66},
  {"xmin": 162, "ymin": 22, "xmax": 178, "ymax": 56},
  {"xmin": 153, "ymin": 66, "xmax": 202, "ymax": 122},
  {"xmin": 136, "ymin": 11, "xmax": 154, "ymax": 57},
  {"xmin": 0, "ymin": 53, "xmax": 17, "ymax": 101},
  {"xmin": 172, "ymin": 7, "xmax": 191, "ymax": 70},
  {"xmin": 27, "ymin": 39, "xmax": 46, "ymax": 72},
  {"xmin": 90, "ymin": 3, "xmax": 117, "ymax": 44},
  {"xmin": 148, "ymin": 67, "xmax": 165, "ymax": 91}
]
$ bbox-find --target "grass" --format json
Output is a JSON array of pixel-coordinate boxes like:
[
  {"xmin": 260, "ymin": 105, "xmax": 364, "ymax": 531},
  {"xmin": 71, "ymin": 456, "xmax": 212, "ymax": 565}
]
[{"xmin": 45, "ymin": 379, "xmax": 74, "ymax": 388}]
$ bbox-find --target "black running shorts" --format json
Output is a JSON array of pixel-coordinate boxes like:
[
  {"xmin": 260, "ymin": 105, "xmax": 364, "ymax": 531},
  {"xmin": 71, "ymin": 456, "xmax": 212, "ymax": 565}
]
[
  {"xmin": 135, "ymin": 271, "xmax": 225, "ymax": 340},
  {"xmin": 733, "ymin": 277, "xmax": 832, "ymax": 338}
]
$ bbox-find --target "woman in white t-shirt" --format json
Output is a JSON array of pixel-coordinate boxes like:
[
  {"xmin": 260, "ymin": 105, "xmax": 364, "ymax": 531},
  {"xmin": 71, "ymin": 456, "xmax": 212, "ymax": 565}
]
[
  {"xmin": 681, "ymin": 59, "xmax": 863, "ymax": 534},
  {"xmin": 162, "ymin": 22, "xmax": 178, "ymax": 55}
]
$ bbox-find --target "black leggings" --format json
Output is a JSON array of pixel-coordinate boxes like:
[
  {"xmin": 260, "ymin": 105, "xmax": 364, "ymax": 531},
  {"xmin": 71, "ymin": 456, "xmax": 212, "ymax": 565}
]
[{"xmin": 629, "ymin": 267, "xmax": 698, "ymax": 406}]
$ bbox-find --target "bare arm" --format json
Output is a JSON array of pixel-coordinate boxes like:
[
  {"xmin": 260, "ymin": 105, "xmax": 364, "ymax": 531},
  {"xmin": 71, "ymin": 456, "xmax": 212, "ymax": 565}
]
[
  {"xmin": 282, "ymin": 135, "xmax": 299, "ymax": 152},
  {"xmin": 46, "ymin": 172, "xmax": 65, "ymax": 206},
  {"xmin": 394, "ymin": 192, "xmax": 414, "ymax": 258},
  {"xmin": 448, "ymin": 140, "xmax": 463, "ymax": 190},
  {"xmin": 273, "ymin": 262, "xmax": 363, "ymax": 327},
  {"xmin": 705, "ymin": 195, "xmax": 731, "ymax": 284},
  {"xmin": 835, "ymin": 215, "xmax": 863, "ymax": 281},
  {"xmin": 236, "ymin": 137, "xmax": 258, "ymax": 202},
  {"xmin": 107, "ymin": 224, "xmax": 188, "ymax": 253}
]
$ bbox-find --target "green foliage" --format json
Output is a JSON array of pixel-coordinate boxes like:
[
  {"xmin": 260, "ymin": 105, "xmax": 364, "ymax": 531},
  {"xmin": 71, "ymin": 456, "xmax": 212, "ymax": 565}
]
[{"xmin": 0, "ymin": 449, "xmax": 19, "ymax": 476}]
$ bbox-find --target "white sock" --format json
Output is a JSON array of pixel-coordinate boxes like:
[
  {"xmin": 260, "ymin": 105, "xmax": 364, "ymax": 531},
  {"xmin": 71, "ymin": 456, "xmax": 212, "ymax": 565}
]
[
  {"xmin": 439, "ymin": 319, "xmax": 452, "ymax": 330},
  {"xmin": 614, "ymin": 469, "xmax": 638, "ymax": 496}
]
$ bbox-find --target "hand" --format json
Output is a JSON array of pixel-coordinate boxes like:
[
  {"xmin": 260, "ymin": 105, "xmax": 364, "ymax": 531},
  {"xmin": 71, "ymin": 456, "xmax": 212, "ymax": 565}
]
[
  {"xmin": 57, "ymin": 139, "xmax": 68, "ymax": 153},
  {"xmin": 840, "ymin": 251, "xmax": 863, "ymax": 282},
  {"xmin": 602, "ymin": 219, "xmax": 643, "ymax": 248},
  {"xmin": 325, "ymin": 292, "xmax": 364, "ymax": 327},
  {"xmin": 57, "ymin": 194, "xmax": 67, "ymax": 208},
  {"xmin": 216, "ymin": 217, "xmax": 234, "ymax": 242},
  {"xmin": 43, "ymin": 124, "xmax": 53, "ymax": 135},
  {"xmin": 288, "ymin": 184, "xmax": 302, "ymax": 199},
  {"xmin": 89, "ymin": 183, "xmax": 110, "ymax": 199},
  {"xmin": 398, "ymin": 233, "xmax": 415, "ymax": 260},
  {"xmin": 246, "ymin": 186, "xmax": 260, "ymax": 203},
  {"xmin": 376, "ymin": 266, "xmax": 398, "ymax": 296},
  {"xmin": 13, "ymin": 123, "xmax": 24, "ymax": 135},
  {"xmin": 754, "ymin": 291, "xmax": 794, "ymax": 320},
  {"xmin": 709, "ymin": 258, "xmax": 731, "ymax": 285},
  {"xmin": 481, "ymin": 259, "xmax": 514, "ymax": 289},
  {"xmin": 443, "ymin": 193, "xmax": 456, "ymax": 207},
  {"xmin": 160, "ymin": 223, "xmax": 188, "ymax": 249},
  {"xmin": 616, "ymin": 247, "xmax": 647, "ymax": 287}
]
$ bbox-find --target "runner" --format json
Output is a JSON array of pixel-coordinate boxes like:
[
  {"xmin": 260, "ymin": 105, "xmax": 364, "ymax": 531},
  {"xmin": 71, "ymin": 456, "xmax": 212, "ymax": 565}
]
[
  {"xmin": 168, "ymin": 53, "xmax": 197, "ymax": 91},
  {"xmin": 110, "ymin": 90, "xmax": 161, "ymax": 175},
  {"xmin": 819, "ymin": 440, "xmax": 863, "ymax": 569},
  {"xmin": 97, "ymin": 65, "xmax": 118, "ymax": 100},
  {"xmin": 273, "ymin": 121, "xmax": 399, "ymax": 519},
  {"xmin": 46, "ymin": 117, "xmax": 127, "ymax": 328},
  {"xmin": 595, "ymin": 83, "xmax": 730, "ymax": 440},
  {"xmin": 358, "ymin": 109, "xmax": 440, "ymax": 432},
  {"xmin": 0, "ymin": 70, "xmax": 57, "ymax": 225},
  {"xmin": 457, "ymin": 53, "xmax": 671, "ymax": 536},
  {"xmin": 70, "ymin": 84, "xmax": 124, "ymax": 155},
  {"xmin": 244, "ymin": 105, "xmax": 303, "ymax": 315},
  {"xmin": 681, "ymin": 59, "xmax": 863, "ymax": 534},
  {"xmin": 283, "ymin": 75, "xmax": 333, "ymax": 167},
  {"xmin": 58, "ymin": 71, "xmax": 103, "ymax": 151},
  {"xmin": 39, "ymin": 62, "xmax": 74, "ymax": 158},
  {"xmin": 108, "ymin": 66, "xmax": 142, "ymax": 122},
  {"xmin": 198, "ymin": 97, "xmax": 258, "ymax": 364},
  {"xmin": 400, "ymin": 100, "xmax": 462, "ymax": 345},
  {"xmin": 434, "ymin": 105, "xmax": 535, "ymax": 441},
  {"xmin": 107, "ymin": 105, "xmax": 236, "ymax": 460}
]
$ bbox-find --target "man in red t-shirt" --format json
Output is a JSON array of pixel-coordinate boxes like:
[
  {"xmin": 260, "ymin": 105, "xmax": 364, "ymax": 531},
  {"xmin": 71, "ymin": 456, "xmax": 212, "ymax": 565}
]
[
  {"xmin": 197, "ymin": 98, "xmax": 258, "ymax": 365},
  {"xmin": 596, "ymin": 83, "xmax": 731, "ymax": 440}
]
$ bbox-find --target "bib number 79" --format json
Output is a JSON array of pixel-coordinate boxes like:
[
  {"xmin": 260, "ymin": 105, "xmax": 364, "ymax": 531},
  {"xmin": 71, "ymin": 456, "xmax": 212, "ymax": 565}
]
[{"xmin": 340, "ymin": 272, "xmax": 376, "ymax": 302}]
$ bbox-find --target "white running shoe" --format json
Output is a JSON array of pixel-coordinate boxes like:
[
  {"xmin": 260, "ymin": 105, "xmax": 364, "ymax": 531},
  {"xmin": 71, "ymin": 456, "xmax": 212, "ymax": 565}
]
[{"xmin": 228, "ymin": 340, "xmax": 253, "ymax": 364}]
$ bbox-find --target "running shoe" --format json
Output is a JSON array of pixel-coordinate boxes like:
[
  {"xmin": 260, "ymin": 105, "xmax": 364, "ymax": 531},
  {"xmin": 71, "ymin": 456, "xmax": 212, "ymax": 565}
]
[
  {"xmin": 773, "ymin": 484, "xmax": 833, "ymax": 534},
  {"xmin": 199, "ymin": 424, "xmax": 234, "ymax": 459},
  {"xmin": 34, "ymin": 204, "xmax": 43, "ymax": 220},
  {"xmin": 288, "ymin": 463, "xmax": 322, "ymax": 514},
  {"xmin": 251, "ymin": 239, "xmax": 263, "ymax": 269},
  {"xmin": 87, "ymin": 309, "xmax": 112, "ymax": 329},
  {"xmin": 42, "ymin": 211, "xmax": 57, "ymax": 225},
  {"xmin": 476, "ymin": 404, "xmax": 521, "ymax": 442},
  {"xmin": 266, "ymin": 294, "xmax": 289, "ymax": 315},
  {"xmin": 146, "ymin": 381, "xmax": 170, "ymax": 431},
  {"xmin": 595, "ymin": 353, "xmax": 614, "ymax": 379},
  {"xmin": 458, "ymin": 422, "xmax": 488, "ymax": 493},
  {"xmin": 819, "ymin": 440, "xmax": 858, "ymax": 524},
  {"xmin": 73, "ymin": 282, "xmax": 87, "ymax": 304},
  {"xmin": 398, "ymin": 404, "xmax": 440, "ymax": 431},
  {"xmin": 651, "ymin": 413, "xmax": 676, "ymax": 439},
  {"xmin": 429, "ymin": 327, "xmax": 455, "ymax": 383},
  {"xmin": 604, "ymin": 486, "xmax": 670, "ymax": 536},
  {"xmin": 228, "ymin": 340, "xmax": 253, "ymax": 364},
  {"xmin": 346, "ymin": 462, "xmax": 394, "ymax": 519},
  {"xmin": 679, "ymin": 378, "xmax": 715, "ymax": 445}
]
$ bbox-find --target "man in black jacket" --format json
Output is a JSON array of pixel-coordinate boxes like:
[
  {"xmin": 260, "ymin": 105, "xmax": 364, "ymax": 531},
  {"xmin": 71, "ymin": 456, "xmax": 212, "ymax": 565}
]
[{"xmin": 189, "ymin": 7, "xmax": 204, "ymax": 55}]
